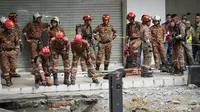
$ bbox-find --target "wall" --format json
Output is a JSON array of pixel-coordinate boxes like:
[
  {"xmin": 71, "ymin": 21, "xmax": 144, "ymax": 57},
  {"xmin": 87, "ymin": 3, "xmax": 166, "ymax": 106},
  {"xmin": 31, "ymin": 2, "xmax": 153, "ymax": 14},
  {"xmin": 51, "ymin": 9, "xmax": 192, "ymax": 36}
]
[{"xmin": 127, "ymin": 0, "xmax": 166, "ymax": 24}]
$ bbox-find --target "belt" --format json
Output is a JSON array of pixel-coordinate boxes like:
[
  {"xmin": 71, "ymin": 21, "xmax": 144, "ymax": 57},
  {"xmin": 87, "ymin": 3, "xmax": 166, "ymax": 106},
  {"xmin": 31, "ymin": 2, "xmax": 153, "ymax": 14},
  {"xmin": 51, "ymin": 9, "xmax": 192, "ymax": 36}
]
[
  {"xmin": 130, "ymin": 38, "xmax": 138, "ymax": 40},
  {"xmin": 1, "ymin": 47, "xmax": 15, "ymax": 51},
  {"xmin": 29, "ymin": 37, "xmax": 40, "ymax": 40},
  {"xmin": 99, "ymin": 41, "xmax": 111, "ymax": 44}
]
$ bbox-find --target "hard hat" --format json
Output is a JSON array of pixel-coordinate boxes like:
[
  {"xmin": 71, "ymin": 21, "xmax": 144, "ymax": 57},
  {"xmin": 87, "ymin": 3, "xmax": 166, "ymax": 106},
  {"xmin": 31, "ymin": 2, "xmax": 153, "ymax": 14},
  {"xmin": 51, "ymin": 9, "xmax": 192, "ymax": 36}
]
[
  {"xmin": 83, "ymin": 14, "xmax": 92, "ymax": 21},
  {"xmin": 55, "ymin": 31, "xmax": 64, "ymax": 39},
  {"xmin": 74, "ymin": 34, "xmax": 82, "ymax": 44},
  {"xmin": 40, "ymin": 46, "xmax": 51, "ymax": 56},
  {"xmin": 51, "ymin": 16, "xmax": 60, "ymax": 24},
  {"xmin": 1, "ymin": 16, "xmax": 7, "ymax": 23},
  {"xmin": 4, "ymin": 20, "xmax": 15, "ymax": 29},
  {"xmin": 152, "ymin": 15, "xmax": 161, "ymax": 22},
  {"xmin": 141, "ymin": 15, "xmax": 151, "ymax": 22},
  {"xmin": 102, "ymin": 14, "xmax": 110, "ymax": 21},
  {"xmin": 127, "ymin": 12, "xmax": 136, "ymax": 19},
  {"xmin": 33, "ymin": 12, "xmax": 42, "ymax": 21},
  {"xmin": 8, "ymin": 12, "xmax": 18, "ymax": 22}
]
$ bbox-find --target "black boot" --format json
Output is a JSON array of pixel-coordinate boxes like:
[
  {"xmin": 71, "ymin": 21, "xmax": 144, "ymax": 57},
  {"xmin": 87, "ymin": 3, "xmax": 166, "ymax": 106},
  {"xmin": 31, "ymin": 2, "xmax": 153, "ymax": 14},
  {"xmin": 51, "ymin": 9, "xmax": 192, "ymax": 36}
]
[
  {"xmin": 35, "ymin": 79, "xmax": 40, "ymax": 88},
  {"xmin": 53, "ymin": 73, "xmax": 59, "ymax": 86},
  {"xmin": 92, "ymin": 79, "xmax": 100, "ymax": 84},
  {"xmin": 9, "ymin": 73, "xmax": 13, "ymax": 85},
  {"xmin": 141, "ymin": 72, "xmax": 153, "ymax": 77},
  {"xmin": 173, "ymin": 68, "xmax": 180, "ymax": 75},
  {"xmin": 4, "ymin": 75, "xmax": 11, "ymax": 87},
  {"xmin": 71, "ymin": 80, "xmax": 75, "ymax": 85},
  {"xmin": 11, "ymin": 73, "xmax": 21, "ymax": 78},
  {"xmin": 96, "ymin": 66, "xmax": 100, "ymax": 71},
  {"xmin": 104, "ymin": 64, "xmax": 109, "ymax": 70},
  {"xmin": 64, "ymin": 72, "xmax": 70, "ymax": 85}
]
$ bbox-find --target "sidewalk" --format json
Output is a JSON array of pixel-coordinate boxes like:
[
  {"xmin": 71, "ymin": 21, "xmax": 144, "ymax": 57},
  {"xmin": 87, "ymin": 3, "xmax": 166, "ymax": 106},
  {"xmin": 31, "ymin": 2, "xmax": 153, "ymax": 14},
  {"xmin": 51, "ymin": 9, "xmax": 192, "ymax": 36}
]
[{"xmin": 0, "ymin": 68, "xmax": 188, "ymax": 94}]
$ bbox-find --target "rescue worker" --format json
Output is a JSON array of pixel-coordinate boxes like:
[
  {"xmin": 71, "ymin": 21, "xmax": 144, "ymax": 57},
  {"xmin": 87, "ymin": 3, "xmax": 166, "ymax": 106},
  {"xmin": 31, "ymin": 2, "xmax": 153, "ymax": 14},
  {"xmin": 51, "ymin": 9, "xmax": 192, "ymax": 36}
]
[
  {"xmin": 171, "ymin": 14, "xmax": 186, "ymax": 75},
  {"xmin": 76, "ymin": 14, "xmax": 96, "ymax": 72},
  {"xmin": 71, "ymin": 34, "xmax": 99, "ymax": 85},
  {"xmin": 185, "ymin": 20, "xmax": 195, "ymax": 65},
  {"xmin": 22, "ymin": 12, "xmax": 49, "ymax": 66},
  {"xmin": 193, "ymin": 13, "xmax": 200, "ymax": 63},
  {"xmin": 0, "ymin": 19, "xmax": 20, "ymax": 86},
  {"xmin": 93, "ymin": 14, "xmax": 117, "ymax": 70},
  {"xmin": 8, "ymin": 12, "xmax": 22, "ymax": 77},
  {"xmin": 125, "ymin": 12, "xmax": 141, "ymax": 67},
  {"xmin": 50, "ymin": 31, "xmax": 70, "ymax": 85},
  {"xmin": 150, "ymin": 15, "xmax": 168, "ymax": 72},
  {"xmin": 140, "ymin": 15, "xmax": 153, "ymax": 77},
  {"xmin": 162, "ymin": 14, "xmax": 173, "ymax": 64},
  {"xmin": 48, "ymin": 16, "xmax": 65, "ymax": 44},
  {"xmin": 32, "ymin": 46, "xmax": 52, "ymax": 88}
]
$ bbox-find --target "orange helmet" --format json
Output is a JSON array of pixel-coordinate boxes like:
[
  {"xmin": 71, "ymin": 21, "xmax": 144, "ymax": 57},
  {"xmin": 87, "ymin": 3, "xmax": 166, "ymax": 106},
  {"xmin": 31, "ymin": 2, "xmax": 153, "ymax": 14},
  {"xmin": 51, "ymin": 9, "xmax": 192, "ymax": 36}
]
[
  {"xmin": 8, "ymin": 12, "xmax": 17, "ymax": 22},
  {"xmin": 83, "ymin": 14, "xmax": 92, "ymax": 21},
  {"xmin": 102, "ymin": 14, "xmax": 110, "ymax": 21},
  {"xmin": 127, "ymin": 12, "xmax": 136, "ymax": 19},
  {"xmin": 74, "ymin": 34, "xmax": 82, "ymax": 44},
  {"xmin": 141, "ymin": 15, "xmax": 151, "ymax": 22},
  {"xmin": 55, "ymin": 31, "xmax": 64, "ymax": 39},
  {"xmin": 40, "ymin": 46, "xmax": 51, "ymax": 56},
  {"xmin": 4, "ymin": 20, "xmax": 15, "ymax": 29}
]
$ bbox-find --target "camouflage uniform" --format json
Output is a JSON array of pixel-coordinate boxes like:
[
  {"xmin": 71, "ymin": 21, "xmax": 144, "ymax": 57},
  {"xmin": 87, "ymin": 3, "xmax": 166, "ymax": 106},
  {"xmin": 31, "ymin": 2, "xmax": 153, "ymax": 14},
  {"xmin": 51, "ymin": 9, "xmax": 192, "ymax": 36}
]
[
  {"xmin": 93, "ymin": 23, "xmax": 117, "ymax": 70},
  {"xmin": 125, "ymin": 22, "xmax": 141, "ymax": 67},
  {"xmin": 22, "ymin": 22, "xmax": 49, "ymax": 63},
  {"xmin": 0, "ymin": 29, "xmax": 20, "ymax": 83},
  {"xmin": 50, "ymin": 36, "xmax": 70, "ymax": 85},
  {"xmin": 140, "ymin": 24, "xmax": 153, "ymax": 75},
  {"xmin": 150, "ymin": 25, "xmax": 167, "ymax": 68},
  {"xmin": 71, "ymin": 40, "xmax": 98, "ymax": 83},
  {"xmin": 76, "ymin": 24, "xmax": 96, "ymax": 71},
  {"xmin": 172, "ymin": 22, "xmax": 186, "ymax": 72},
  {"xmin": 32, "ymin": 55, "xmax": 52, "ymax": 87}
]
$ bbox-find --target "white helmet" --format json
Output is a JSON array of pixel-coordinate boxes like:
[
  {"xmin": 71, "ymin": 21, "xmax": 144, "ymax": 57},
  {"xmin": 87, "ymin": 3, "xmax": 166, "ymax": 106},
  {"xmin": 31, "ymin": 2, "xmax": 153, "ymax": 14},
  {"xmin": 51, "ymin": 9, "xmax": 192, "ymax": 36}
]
[
  {"xmin": 152, "ymin": 15, "xmax": 161, "ymax": 22},
  {"xmin": 51, "ymin": 16, "xmax": 60, "ymax": 24},
  {"xmin": 0, "ymin": 16, "xmax": 7, "ymax": 23},
  {"xmin": 33, "ymin": 12, "xmax": 42, "ymax": 20}
]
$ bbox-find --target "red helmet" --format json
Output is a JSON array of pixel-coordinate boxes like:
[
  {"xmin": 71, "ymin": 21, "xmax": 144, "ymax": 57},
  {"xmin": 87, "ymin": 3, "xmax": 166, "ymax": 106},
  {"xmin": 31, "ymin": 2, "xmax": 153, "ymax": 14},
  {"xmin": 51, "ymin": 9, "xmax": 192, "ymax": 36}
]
[
  {"xmin": 141, "ymin": 15, "xmax": 151, "ymax": 22},
  {"xmin": 102, "ymin": 14, "xmax": 110, "ymax": 21},
  {"xmin": 40, "ymin": 46, "xmax": 51, "ymax": 56},
  {"xmin": 8, "ymin": 12, "xmax": 17, "ymax": 22},
  {"xmin": 83, "ymin": 14, "xmax": 92, "ymax": 21},
  {"xmin": 55, "ymin": 31, "xmax": 64, "ymax": 39},
  {"xmin": 127, "ymin": 12, "xmax": 136, "ymax": 19},
  {"xmin": 74, "ymin": 34, "xmax": 82, "ymax": 44},
  {"xmin": 4, "ymin": 20, "xmax": 15, "ymax": 29}
]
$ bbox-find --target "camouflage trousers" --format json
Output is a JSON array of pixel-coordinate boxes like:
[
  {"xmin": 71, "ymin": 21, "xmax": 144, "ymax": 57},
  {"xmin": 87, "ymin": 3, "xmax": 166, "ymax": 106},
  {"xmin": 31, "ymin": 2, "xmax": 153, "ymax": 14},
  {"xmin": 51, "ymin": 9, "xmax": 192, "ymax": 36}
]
[
  {"xmin": 80, "ymin": 46, "xmax": 96, "ymax": 72},
  {"xmin": 129, "ymin": 38, "xmax": 141, "ymax": 67},
  {"xmin": 142, "ymin": 41, "xmax": 153, "ymax": 73},
  {"xmin": 96, "ymin": 42, "xmax": 112, "ymax": 68},
  {"xmin": 172, "ymin": 40, "xmax": 184, "ymax": 69},
  {"xmin": 71, "ymin": 53, "xmax": 97, "ymax": 81},
  {"xmin": 28, "ymin": 39, "xmax": 39, "ymax": 63},
  {"xmin": 52, "ymin": 50, "xmax": 70, "ymax": 73},
  {"xmin": 152, "ymin": 41, "xmax": 167, "ymax": 68},
  {"xmin": 0, "ymin": 50, "xmax": 18, "ymax": 77}
]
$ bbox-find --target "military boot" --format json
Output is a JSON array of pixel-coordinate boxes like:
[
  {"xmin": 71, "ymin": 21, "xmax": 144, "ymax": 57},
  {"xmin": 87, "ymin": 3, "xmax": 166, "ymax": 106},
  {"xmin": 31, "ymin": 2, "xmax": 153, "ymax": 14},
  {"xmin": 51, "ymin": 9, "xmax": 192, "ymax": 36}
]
[
  {"xmin": 35, "ymin": 79, "xmax": 40, "ymax": 88},
  {"xmin": 64, "ymin": 72, "xmax": 70, "ymax": 85},
  {"xmin": 71, "ymin": 80, "xmax": 75, "ymax": 85},
  {"xmin": 4, "ymin": 75, "xmax": 12, "ymax": 87},
  {"xmin": 92, "ymin": 79, "xmax": 100, "ymax": 84},
  {"xmin": 53, "ymin": 73, "xmax": 59, "ymax": 86},
  {"xmin": 173, "ymin": 68, "xmax": 180, "ymax": 75},
  {"xmin": 9, "ymin": 73, "xmax": 13, "ymax": 85},
  {"xmin": 96, "ymin": 66, "xmax": 100, "ymax": 71},
  {"xmin": 104, "ymin": 64, "xmax": 109, "ymax": 70},
  {"xmin": 11, "ymin": 73, "xmax": 21, "ymax": 78},
  {"xmin": 141, "ymin": 72, "xmax": 153, "ymax": 77}
]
